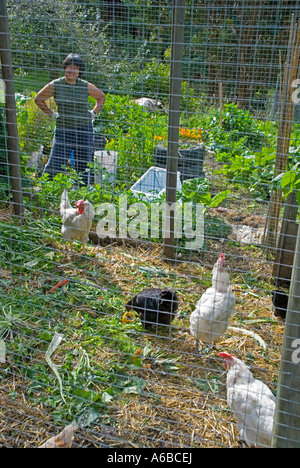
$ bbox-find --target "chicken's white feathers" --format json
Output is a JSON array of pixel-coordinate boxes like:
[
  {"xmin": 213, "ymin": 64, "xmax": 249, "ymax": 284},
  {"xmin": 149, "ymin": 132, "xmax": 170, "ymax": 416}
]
[
  {"xmin": 39, "ymin": 421, "xmax": 78, "ymax": 448},
  {"xmin": 218, "ymin": 353, "xmax": 275, "ymax": 448},
  {"xmin": 189, "ymin": 253, "xmax": 235, "ymax": 344},
  {"xmin": 134, "ymin": 97, "xmax": 164, "ymax": 112},
  {"xmin": 60, "ymin": 189, "xmax": 95, "ymax": 244}
]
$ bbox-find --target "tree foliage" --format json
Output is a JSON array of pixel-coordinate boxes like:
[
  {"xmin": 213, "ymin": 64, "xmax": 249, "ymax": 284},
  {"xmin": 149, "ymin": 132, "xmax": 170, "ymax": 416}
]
[{"xmin": 6, "ymin": 0, "xmax": 299, "ymax": 104}]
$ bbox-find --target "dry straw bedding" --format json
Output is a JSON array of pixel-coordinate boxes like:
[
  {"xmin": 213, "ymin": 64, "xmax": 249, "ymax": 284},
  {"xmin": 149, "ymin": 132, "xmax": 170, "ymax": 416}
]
[{"xmin": 0, "ymin": 231, "xmax": 284, "ymax": 448}]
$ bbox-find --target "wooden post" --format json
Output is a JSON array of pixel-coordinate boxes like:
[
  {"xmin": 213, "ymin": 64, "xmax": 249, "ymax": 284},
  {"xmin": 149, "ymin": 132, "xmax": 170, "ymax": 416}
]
[
  {"xmin": 163, "ymin": 0, "xmax": 186, "ymax": 261},
  {"xmin": 272, "ymin": 191, "xmax": 298, "ymax": 284},
  {"xmin": 264, "ymin": 16, "xmax": 300, "ymax": 250},
  {"xmin": 0, "ymin": 0, "xmax": 23, "ymax": 217},
  {"xmin": 219, "ymin": 82, "xmax": 223, "ymax": 127},
  {"xmin": 272, "ymin": 220, "xmax": 300, "ymax": 447}
]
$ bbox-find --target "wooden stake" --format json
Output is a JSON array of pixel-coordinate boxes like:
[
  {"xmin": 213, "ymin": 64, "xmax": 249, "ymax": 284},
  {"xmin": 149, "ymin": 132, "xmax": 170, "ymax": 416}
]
[
  {"xmin": 163, "ymin": 0, "xmax": 186, "ymax": 262},
  {"xmin": 0, "ymin": 0, "xmax": 23, "ymax": 218},
  {"xmin": 264, "ymin": 17, "xmax": 300, "ymax": 250},
  {"xmin": 219, "ymin": 82, "xmax": 223, "ymax": 127}
]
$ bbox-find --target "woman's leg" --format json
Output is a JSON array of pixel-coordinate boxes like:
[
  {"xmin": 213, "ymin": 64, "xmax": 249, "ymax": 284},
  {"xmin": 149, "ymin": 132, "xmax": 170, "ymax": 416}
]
[
  {"xmin": 43, "ymin": 128, "xmax": 73, "ymax": 179},
  {"xmin": 73, "ymin": 125, "xmax": 94, "ymax": 185}
]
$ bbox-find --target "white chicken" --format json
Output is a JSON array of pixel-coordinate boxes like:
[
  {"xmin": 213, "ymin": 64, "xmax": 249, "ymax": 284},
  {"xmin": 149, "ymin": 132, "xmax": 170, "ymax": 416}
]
[
  {"xmin": 218, "ymin": 352, "xmax": 276, "ymax": 448},
  {"xmin": 134, "ymin": 97, "xmax": 165, "ymax": 112},
  {"xmin": 189, "ymin": 253, "xmax": 235, "ymax": 353},
  {"xmin": 60, "ymin": 189, "xmax": 95, "ymax": 245},
  {"xmin": 39, "ymin": 421, "xmax": 78, "ymax": 448}
]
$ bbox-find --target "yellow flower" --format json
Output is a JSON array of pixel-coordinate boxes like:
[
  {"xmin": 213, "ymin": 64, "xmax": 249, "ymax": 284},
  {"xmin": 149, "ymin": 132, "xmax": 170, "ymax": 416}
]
[
  {"xmin": 122, "ymin": 310, "xmax": 137, "ymax": 324},
  {"xmin": 132, "ymin": 348, "xmax": 143, "ymax": 362},
  {"xmin": 180, "ymin": 127, "xmax": 203, "ymax": 141}
]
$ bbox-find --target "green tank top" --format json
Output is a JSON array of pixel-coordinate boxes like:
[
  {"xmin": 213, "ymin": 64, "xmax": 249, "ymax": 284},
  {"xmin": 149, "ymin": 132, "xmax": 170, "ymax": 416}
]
[{"xmin": 53, "ymin": 77, "xmax": 92, "ymax": 128}]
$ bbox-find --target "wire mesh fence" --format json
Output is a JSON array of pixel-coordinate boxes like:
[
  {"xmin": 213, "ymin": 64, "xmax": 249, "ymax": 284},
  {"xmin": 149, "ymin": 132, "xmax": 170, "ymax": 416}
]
[{"xmin": 0, "ymin": 0, "xmax": 300, "ymax": 449}]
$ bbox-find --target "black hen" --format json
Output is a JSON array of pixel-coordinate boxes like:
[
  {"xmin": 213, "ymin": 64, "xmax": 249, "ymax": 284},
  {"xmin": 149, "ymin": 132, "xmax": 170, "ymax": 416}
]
[
  {"xmin": 271, "ymin": 290, "xmax": 288, "ymax": 321},
  {"xmin": 125, "ymin": 288, "xmax": 179, "ymax": 329}
]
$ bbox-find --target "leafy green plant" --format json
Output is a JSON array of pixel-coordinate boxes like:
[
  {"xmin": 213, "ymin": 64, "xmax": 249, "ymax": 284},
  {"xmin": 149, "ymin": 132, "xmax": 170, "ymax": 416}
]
[
  {"xmin": 182, "ymin": 177, "xmax": 230, "ymax": 209},
  {"xmin": 216, "ymin": 103, "xmax": 265, "ymax": 149},
  {"xmin": 215, "ymin": 147, "xmax": 277, "ymax": 199},
  {"xmin": 273, "ymin": 161, "xmax": 300, "ymax": 204},
  {"xmin": 16, "ymin": 93, "xmax": 55, "ymax": 157},
  {"xmin": 97, "ymin": 93, "xmax": 169, "ymax": 182},
  {"xmin": 131, "ymin": 340, "xmax": 182, "ymax": 373},
  {"xmin": 0, "ymin": 305, "xmax": 27, "ymax": 340},
  {"xmin": 124, "ymin": 58, "xmax": 197, "ymax": 111}
]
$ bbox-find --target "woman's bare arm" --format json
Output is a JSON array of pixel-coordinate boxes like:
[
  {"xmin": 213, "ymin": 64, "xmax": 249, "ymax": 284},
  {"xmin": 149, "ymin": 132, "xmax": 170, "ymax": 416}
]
[
  {"xmin": 34, "ymin": 82, "xmax": 55, "ymax": 116},
  {"xmin": 88, "ymin": 83, "xmax": 106, "ymax": 115}
]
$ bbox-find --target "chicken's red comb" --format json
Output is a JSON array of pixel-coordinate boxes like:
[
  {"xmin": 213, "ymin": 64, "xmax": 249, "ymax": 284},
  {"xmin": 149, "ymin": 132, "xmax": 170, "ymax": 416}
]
[
  {"xmin": 217, "ymin": 351, "xmax": 234, "ymax": 360},
  {"xmin": 75, "ymin": 199, "xmax": 85, "ymax": 206},
  {"xmin": 217, "ymin": 253, "xmax": 226, "ymax": 265}
]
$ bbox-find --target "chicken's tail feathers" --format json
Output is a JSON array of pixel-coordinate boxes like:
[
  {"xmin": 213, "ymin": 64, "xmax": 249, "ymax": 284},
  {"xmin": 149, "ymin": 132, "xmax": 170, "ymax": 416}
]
[
  {"xmin": 60, "ymin": 189, "xmax": 72, "ymax": 214},
  {"xmin": 85, "ymin": 201, "xmax": 96, "ymax": 219},
  {"xmin": 228, "ymin": 326, "xmax": 267, "ymax": 349}
]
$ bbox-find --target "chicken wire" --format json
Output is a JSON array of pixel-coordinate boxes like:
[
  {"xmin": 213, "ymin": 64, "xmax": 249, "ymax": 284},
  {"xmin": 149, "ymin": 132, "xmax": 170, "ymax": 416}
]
[{"xmin": 0, "ymin": 0, "xmax": 300, "ymax": 450}]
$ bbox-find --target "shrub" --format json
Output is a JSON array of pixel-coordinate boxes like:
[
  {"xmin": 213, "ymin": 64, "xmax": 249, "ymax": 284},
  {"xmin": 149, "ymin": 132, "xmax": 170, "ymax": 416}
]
[
  {"xmin": 16, "ymin": 93, "xmax": 55, "ymax": 157},
  {"xmin": 124, "ymin": 59, "xmax": 198, "ymax": 112},
  {"xmin": 94, "ymin": 93, "xmax": 168, "ymax": 183},
  {"xmin": 209, "ymin": 103, "xmax": 265, "ymax": 150}
]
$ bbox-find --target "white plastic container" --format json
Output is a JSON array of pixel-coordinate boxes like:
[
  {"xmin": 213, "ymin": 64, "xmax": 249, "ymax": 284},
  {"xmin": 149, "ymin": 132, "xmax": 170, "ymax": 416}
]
[
  {"xmin": 94, "ymin": 150, "xmax": 118, "ymax": 185},
  {"xmin": 130, "ymin": 166, "xmax": 182, "ymax": 200}
]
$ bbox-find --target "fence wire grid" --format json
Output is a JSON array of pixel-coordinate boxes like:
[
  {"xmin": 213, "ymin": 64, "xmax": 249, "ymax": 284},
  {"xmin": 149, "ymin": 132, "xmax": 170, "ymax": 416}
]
[{"xmin": 0, "ymin": 0, "xmax": 300, "ymax": 450}]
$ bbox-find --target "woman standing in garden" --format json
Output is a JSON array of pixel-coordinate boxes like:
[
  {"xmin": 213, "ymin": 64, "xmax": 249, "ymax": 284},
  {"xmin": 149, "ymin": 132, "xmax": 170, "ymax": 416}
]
[{"xmin": 34, "ymin": 53, "xmax": 106, "ymax": 185}]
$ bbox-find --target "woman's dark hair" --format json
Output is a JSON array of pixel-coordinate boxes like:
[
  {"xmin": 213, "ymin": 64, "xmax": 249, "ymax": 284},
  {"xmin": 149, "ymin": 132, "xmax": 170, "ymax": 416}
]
[{"xmin": 62, "ymin": 53, "xmax": 85, "ymax": 77}]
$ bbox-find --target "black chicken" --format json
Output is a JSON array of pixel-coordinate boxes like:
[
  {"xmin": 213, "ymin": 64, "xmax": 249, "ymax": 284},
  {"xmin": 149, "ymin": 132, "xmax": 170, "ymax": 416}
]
[
  {"xmin": 271, "ymin": 290, "xmax": 288, "ymax": 321},
  {"xmin": 125, "ymin": 288, "xmax": 179, "ymax": 329}
]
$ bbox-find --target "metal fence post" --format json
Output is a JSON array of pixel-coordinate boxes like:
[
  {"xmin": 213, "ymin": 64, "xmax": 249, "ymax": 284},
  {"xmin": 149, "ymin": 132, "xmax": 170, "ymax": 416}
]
[
  {"xmin": 0, "ymin": 0, "xmax": 23, "ymax": 217},
  {"xmin": 272, "ymin": 221, "xmax": 300, "ymax": 447},
  {"xmin": 163, "ymin": 0, "xmax": 185, "ymax": 261}
]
